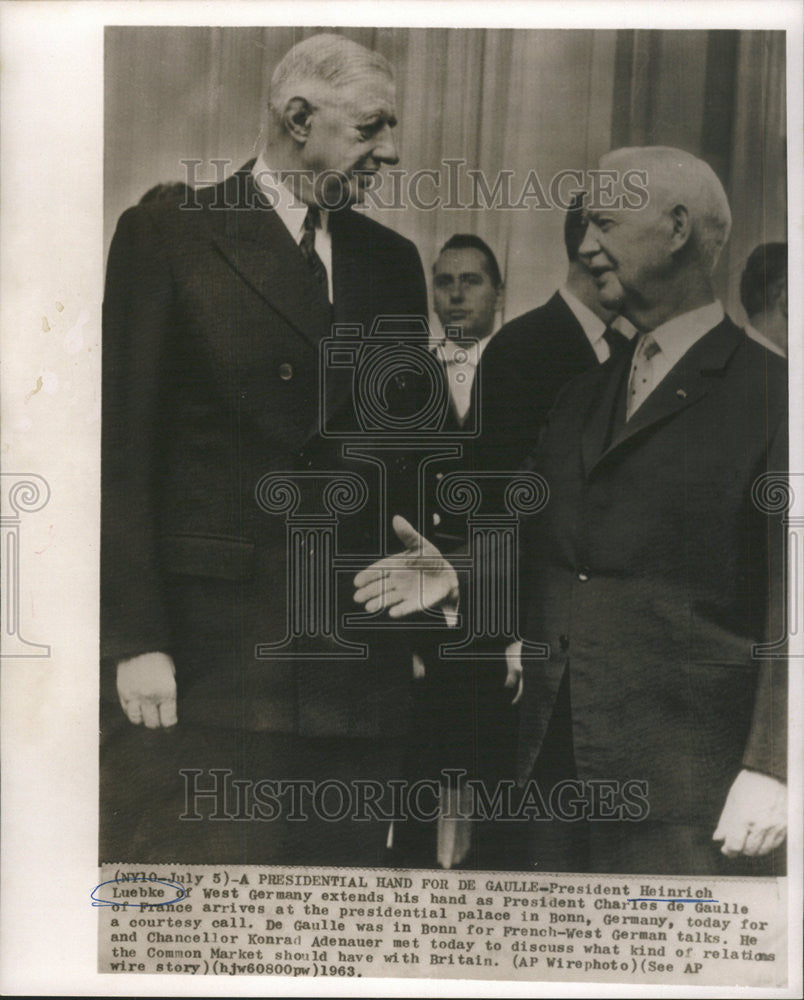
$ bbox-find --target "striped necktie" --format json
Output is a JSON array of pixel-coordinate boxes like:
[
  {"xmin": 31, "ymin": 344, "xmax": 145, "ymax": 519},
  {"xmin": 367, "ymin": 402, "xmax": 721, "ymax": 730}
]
[
  {"xmin": 626, "ymin": 332, "xmax": 661, "ymax": 419},
  {"xmin": 299, "ymin": 206, "xmax": 328, "ymax": 290}
]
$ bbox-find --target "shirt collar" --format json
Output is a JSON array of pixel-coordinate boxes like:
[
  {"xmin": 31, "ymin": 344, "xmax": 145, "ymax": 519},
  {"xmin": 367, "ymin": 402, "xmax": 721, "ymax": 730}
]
[
  {"xmin": 252, "ymin": 151, "xmax": 329, "ymax": 241},
  {"xmin": 648, "ymin": 300, "xmax": 725, "ymax": 369},
  {"xmin": 559, "ymin": 287, "xmax": 608, "ymax": 348}
]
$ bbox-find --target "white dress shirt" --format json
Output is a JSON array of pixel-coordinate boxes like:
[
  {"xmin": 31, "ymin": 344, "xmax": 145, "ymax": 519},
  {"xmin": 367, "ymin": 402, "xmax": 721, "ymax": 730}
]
[
  {"xmin": 252, "ymin": 152, "xmax": 333, "ymax": 302},
  {"xmin": 434, "ymin": 332, "xmax": 496, "ymax": 424}
]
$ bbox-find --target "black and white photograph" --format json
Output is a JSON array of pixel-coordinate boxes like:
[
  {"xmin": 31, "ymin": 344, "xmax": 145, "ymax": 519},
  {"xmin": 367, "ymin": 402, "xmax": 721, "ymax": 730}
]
[
  {"xmin": 1, "ymin": 1, "xmax": 802, "ymax": 995},
  {"xmin": 101, "ymin": 22, "xmax": 788, "ymax": 873}
]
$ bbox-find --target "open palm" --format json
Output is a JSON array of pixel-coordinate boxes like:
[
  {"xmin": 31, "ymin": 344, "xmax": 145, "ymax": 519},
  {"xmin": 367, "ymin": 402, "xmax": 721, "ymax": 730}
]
[{"xmin": 353, "ymin": 515, "xmax": 459, "ymax": 618}]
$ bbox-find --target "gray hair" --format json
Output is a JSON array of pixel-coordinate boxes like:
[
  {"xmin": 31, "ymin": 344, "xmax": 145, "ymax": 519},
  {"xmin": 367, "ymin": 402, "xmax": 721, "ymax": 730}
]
[
  {"xmin": 602, "ymin": 146, "xmax": 732, "ymax": 273},
  {"xmin": 269, "ymin": 33, "xmax": 393, "ymax": 116}
]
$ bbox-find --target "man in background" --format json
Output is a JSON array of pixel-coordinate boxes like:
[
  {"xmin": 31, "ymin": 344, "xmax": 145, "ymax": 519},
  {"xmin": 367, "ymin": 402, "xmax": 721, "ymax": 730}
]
[
  {"xmin": 740, "ymin": 241, "xmax": 788, "ymax": 357},
  {"xmin": 430, "ymin": 233, "xmax": 505, "ymax": 426},
  {"xmin": 408, "ymin": 234, "xmax": 506, "ymax": 867},
  {"xmin": 475, "ymin": 193, "xmax": 631, "ymax": 473},
  {"xmin": 424, "ymin": 234, "xmax": 505, "ymax": 555}
]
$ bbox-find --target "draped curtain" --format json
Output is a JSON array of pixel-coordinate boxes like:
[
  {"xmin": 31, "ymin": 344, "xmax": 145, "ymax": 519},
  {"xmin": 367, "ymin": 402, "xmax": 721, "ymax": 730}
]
[
  {"xmin": 105, "ymin": 27, "xmax": 786, "ymax": 326},
  {"xmin": 610, "ymin": 29, "xmax": 787, "ymax": 319}
]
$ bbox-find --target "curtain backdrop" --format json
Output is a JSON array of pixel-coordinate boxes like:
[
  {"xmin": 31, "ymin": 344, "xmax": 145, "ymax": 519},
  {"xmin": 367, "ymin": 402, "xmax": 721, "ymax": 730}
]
[{"xmin": 105, "ymin": 27, "xmax": 786, "ymax": 327}]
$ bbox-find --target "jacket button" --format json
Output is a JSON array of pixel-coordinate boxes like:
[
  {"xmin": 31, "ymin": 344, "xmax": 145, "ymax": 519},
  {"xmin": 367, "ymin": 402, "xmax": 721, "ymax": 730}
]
[
  {"xmin": 435, "ymin": 472, "xmax": 444, "ymax": 481},
  {"xmin": 559, "ymin": 634, "xmax": 570, "ymax": 652},
  {"xmin": 432, "ymin": 512, "xmax": 441, "ymax": 526},
  {"xmin": 278, "ymin": 362, "xmax": 293, "ymax": 381},
  {"xmin": 577, "ymin": 569, "xmax": 590, "ymax": 582}
]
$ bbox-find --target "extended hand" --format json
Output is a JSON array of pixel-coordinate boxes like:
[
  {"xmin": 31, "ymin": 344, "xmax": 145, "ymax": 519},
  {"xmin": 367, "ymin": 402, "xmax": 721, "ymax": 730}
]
[
  {"xmin": 116, "ymin": 651, "xmax": 178, "ymax": 728},
  {"xmin": 712, "ymin": 769, "xmax": 786, "ymax": 857},
  {"xmin": 353, "ymin": 515, "xmax": 459, "ymax": 619}
]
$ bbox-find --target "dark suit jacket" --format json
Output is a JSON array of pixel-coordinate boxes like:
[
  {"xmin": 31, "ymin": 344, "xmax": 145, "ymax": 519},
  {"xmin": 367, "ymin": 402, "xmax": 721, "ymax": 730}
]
[
  {"xmin": 517, "ymin": 317, "xmax": 788, "ymax": 827},
  {"xmin": 474, "ymin": 291, "xmax": 599, "ymax": 472},
  {"xmin": 101, "ymin": 163, "xmax": 429, "ymax": 738}
]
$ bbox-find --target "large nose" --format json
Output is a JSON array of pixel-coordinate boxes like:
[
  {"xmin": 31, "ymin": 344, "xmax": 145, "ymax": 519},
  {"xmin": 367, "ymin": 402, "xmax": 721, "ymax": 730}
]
[
  {"xmin": 373, "ymin": 124, "xmax": 399, "ymax": 165},
  {"xmin": 578, "ymin": 223, "xmax": 601, "ymax": 260}
]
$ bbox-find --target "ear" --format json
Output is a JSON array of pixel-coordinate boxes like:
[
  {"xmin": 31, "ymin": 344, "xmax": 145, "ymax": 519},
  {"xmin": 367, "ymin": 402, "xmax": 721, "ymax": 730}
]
[
  {"xmin": 282, "ymin": 97, "xmax": 314, "ymax": 144},
  {"xmin": 668, "ymin": 204, "xmax": 693, "ymax": 253},
  {"xmin": 494, "ymin": 282, "xmax": 506, "ymax": 313}
]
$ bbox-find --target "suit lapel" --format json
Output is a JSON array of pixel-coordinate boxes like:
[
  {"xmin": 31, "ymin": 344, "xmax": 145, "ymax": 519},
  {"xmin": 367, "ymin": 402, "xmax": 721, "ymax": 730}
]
[
  {"xmin": 210, "ymin": 166, "xmax": 332, "ymax": 351},
  {"xmin": 587, "ymin": 318, "xmax": 743, "ymax": 477}
]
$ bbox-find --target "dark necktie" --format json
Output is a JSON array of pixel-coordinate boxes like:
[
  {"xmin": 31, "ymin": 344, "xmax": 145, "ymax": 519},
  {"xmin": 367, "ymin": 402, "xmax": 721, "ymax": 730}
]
[
  {"xmin": 299, "ymin": 205, "xmax": 328, "ymax": 291},
  {"xmin": 603, "ymin": 325, "xmax": 629, "ymax": 358}
]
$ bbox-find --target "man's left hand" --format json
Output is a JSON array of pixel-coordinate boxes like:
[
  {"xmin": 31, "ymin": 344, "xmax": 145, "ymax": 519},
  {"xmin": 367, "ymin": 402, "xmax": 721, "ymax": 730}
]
[{"xmin": 712, "ymin": 769, "xmax": 787, "ymax": 858}]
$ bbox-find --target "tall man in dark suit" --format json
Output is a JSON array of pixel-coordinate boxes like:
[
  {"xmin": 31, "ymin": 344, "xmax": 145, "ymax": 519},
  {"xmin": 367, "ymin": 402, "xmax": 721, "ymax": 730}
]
[
  {"xmin": 100, "ymin": 33, "xmax": 430, "ymax": 866},
  {"xmin": 475, "ymin": 195, "xmax": 631, "ymax": 474},
  {"xmin": 355, "ymin": 146, "xmax": 788, "ymax": 876}
]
